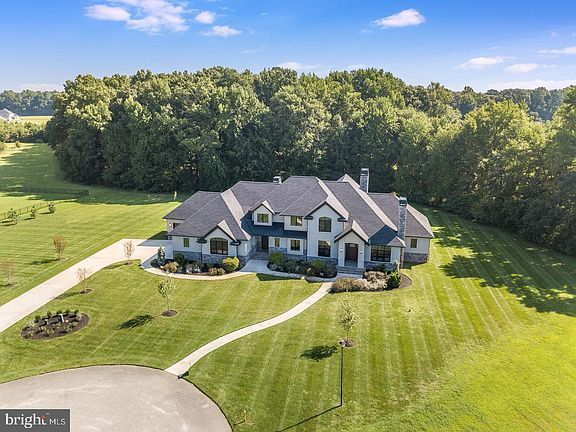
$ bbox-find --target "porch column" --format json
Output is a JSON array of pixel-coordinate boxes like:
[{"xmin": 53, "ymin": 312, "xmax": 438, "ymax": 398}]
[
  {"xmin": 357, "ymin": 243, "xmax": 364, "ymax": 269},
  {"xmin": 337, "ymin": 241, "xmax": 345, "ymax": 267}
]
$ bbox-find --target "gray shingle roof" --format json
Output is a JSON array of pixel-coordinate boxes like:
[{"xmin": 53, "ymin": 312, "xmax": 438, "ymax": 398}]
[
  {"xmin": 368, "ymin": 193, "xmax": 434, "ymax": 238},
  {"xmin": 165, "ymin": 174, "xmax": 433, "ymax": 245}
]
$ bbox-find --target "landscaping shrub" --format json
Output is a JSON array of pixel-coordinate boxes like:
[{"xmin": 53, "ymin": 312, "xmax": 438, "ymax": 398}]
[
  {"xmin": 283, "ymin": 259, "xmax": 298, "ymax": 273},
  {"xmin": 174, "ymin": 253, "xmax": 188, "ymax": 269},
  {"xmin": 387, "ymin": 271, "xmax": 402, "ymax": 289},
  {"xmin": 208, "ymin": 267, "xmax": 226, "ymax": 276},
  {"xmin": 268, "ymin": 251, "xmax": 286, "ymax": 267},
  {"xmin": 221, "ymin": 256, "xmax": 239, "ymax": 273},
  {"xmin": 364, "ymin": 271, "xmax": 387, "ymax": 283},
  {"xmin": 186, "ymin": 262, "xmax": 200, "ymax": 274},
  {"xmin": 29, "ymin": 206, "xmax": 37, "ymax": 219},
  {"xmin": 162, "ymin": 261, "xmax": 179, "ymax": 273},
  {"xmin": 331, "ymin": 277, "xmax": 366, "ymax": 293},
  {"xmin": 310, "ymin": 259, "xmax": 327, "ymax": 273},
  {"xmin": 7, "ymin": 208, "xmax": 19, "ymax": 224},
  {"xmin": 48, "ymin": 202, "xmax": 56, "ymax": 213}
]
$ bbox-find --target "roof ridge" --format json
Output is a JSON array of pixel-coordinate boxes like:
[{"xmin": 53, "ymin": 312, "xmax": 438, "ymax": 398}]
[
  {"xmin": 280, "ymin": 179, "xmax": 323, "ymax": 214},
  {"xmin": 351, "ymin": 185, "xmax": 398, "ymax": 231},
  {"xmin": 221, "ymin": 189, "xmax": 250, "ymax": 239}
]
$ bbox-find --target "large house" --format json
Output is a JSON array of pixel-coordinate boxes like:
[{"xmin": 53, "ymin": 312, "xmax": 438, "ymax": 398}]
[
  {"xmin": 164, "ymin": 169, "xmax": 433, "ymax": 272},
  {"xmin": 0, "ymin": 108, "xmax": 20, "ymax": 122}
]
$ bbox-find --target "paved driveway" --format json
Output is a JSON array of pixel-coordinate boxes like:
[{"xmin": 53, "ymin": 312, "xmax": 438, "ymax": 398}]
[{"xmin": 0, "ymin": 366, "xmax": 230, "ymax": 432}]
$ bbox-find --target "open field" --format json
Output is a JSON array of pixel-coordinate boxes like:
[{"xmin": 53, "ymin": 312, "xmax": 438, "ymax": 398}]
[
  {"xmin": 0, "ymin": 143, "xmax": 180, "ymax": 305},
  {"xmin": 18, "ymin": 115, "xmax": 52, "ymax": 125},
  {"xmin": 0, "ymin": 263, "xmax": 319, "ymax": 383},
  {"xmin": 188, "ymin": 209, "xmax": 576, "ymax": 431}
]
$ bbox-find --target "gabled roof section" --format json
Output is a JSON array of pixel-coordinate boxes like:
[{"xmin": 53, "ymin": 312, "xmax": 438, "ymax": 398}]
[
  {"xmin": 335, "ymin": 220, "xmax": 369, "ymax": 243},
  {"xmin": 337, "ymin": 174, "xmax": 360, "ymax": 188},
  {"xmin": 163, "ymin": 191, "xmax": 220, "ymax": 220},
  {"xmin": 368, "ymin": 193, "xmax": 434, "ymax": 238},
  {"xmin": 203, "ymin": 220, "xmax": 236, "ymax": 241},
  {"xmin": 280, "ymin": 179, "xmax": 349, "ymax": 219},
  {"xmin": 252, "ymin": 200, "xmax": 275, "ymax": 214}
]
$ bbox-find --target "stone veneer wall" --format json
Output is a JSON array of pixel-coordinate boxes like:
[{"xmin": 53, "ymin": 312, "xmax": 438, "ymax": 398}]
[
  {"xmin": 364, "ymin": 261, "xmax": 395, "ymax": 271},
  {"xmin": 403, "ymin": 252, "xmax": 429, "ymax": 263}
]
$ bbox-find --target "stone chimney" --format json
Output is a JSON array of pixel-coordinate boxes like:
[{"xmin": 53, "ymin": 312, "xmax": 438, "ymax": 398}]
[
  {"xmin": 359, "ymin": 168, "xmax": 369, "ymax": 192},
  {"xmin": 398, "ymin": 197, "xmax": 407, "ymax": 240},
  {"xmin": 273, "ymin": 175, "xmax": 282, "ymax": 184}
]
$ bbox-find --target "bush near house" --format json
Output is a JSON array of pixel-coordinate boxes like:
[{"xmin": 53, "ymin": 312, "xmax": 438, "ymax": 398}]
[
  {"xmin": 221, "ymin": 257, "xmax": 239, "ymax": 273},
  {"xmin": 174, "ymin": 253, "xmax": 188, "ymax": 268},
  {"xmin": 268, "ymin": 253, "xmax": 337, "ymax": 278},
  {"xmin": 208, "ymin": 267, "xmax": 226, "ymax": 276}
]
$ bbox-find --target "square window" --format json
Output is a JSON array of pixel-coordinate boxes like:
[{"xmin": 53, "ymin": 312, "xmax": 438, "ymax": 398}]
[
  {"xmin": 318, "ymin": 240, "xmax": 331, "ymax": 257},
  {"xmin": 183, "ymin": 237, "xmax": 190, "ymax": 248},
  {"xmin": 371, "ymin": 245, "xmax": 391, "ymax": 262},
  {"xmin": 257, "ymin": 213, "xmax": 269, "ymax": 224},
  {"xmin": 274, "ymin": 238, "xmax": 280, "ymax": 248},
  {"xmin": 290, "ymin": 239, "xmax": 301, "ymax": 251},
  {"xmin": 290, "ymin": 216, "xmax": 303, "ymax": 227},
  {"xmin": 410, "ymin": 238, "xmax": 418, "ymax": 249},
  {"xmin": 318, "ymin": 217, "xmax": 332, "ymax": 232}
]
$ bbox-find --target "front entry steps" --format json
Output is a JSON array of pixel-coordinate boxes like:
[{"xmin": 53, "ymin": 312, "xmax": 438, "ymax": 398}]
[{"xmin": 337, "ymin": 266, "xmax": 364, "ymax": 276}]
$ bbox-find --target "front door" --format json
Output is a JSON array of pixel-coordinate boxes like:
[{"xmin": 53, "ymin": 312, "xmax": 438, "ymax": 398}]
[
  {"xmin": 345, "ymin": 243, "xmax": 358, "ymax": 262},
  {"xmin": 261, "ymin": 236, "xmax": 269, "ymax": 251}
]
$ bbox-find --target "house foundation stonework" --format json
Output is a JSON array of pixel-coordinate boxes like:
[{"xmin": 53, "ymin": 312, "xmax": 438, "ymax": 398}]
[{"xmin": 164, "ymin": 169, "xmax": 434, "ymax": 270}]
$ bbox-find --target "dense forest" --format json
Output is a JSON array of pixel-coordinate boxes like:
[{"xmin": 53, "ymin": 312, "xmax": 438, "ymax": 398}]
[
  {"xmin": 46, "ymin": 68, "xmax": 575, "ymax": 255},
  {"xmin": 0, "ymin": 90, "xmax": 58, "ymax": 116}
]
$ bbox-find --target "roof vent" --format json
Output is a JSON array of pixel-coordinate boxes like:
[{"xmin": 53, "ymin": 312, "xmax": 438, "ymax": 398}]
[{"xmin": 273, "ymin": 175, "xmax": 282, "ymax": 184}]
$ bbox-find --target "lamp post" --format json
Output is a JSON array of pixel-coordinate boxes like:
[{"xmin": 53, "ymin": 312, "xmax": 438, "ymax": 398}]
[{"xmin": 339, "ymin": 338, "xmax": 346, "ymax": 406}]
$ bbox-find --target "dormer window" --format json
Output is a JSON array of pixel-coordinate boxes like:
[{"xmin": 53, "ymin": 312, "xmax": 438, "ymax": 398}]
[
  {"xmin": 319, "ymin": 217, "xmax": 332, "ymax": 232},
  {"xmin": 256, "ymin": 213, "xmax": 269, "ymax": 224},
  {"xmin": 290, "ymin": 216, "xmax": 303, "ymax": 227}
]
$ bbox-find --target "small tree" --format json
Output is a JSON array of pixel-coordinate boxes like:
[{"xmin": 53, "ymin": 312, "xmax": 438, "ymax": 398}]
[
  {"xmin": 0, "ymin": 260, "xmax": 15, "ymax": 286},
  {"xmin": 48, "ymin": 202, "xmax": 56, "ymax": 213},
  {"xmin": 158, "ymin": 276, "xmax": 177, "ymax": 316},
  {"xmin": 157, "ymin": 246, "xmax": 166, "ymax": 264},
  {"xmin": 76, "ymin": 267, "xmax": 91, "ymax": 293},
  {"xmin": 7, "ymin": 208, "xmax": 19, "ymax": 225},
  {"xmin": 30, "ymin": 206, "xmax": 37, "ymax": 219},
  {"xmin": 338, "ymin": 297, "xmax": 358, "ymax": 347},
  {"xmin": 123, "ymin": 240, "xmax": 135, "ymax": 262},
  {"xmin": 53, "ymin": 235, "xmax": 67, "ymax": 260}
]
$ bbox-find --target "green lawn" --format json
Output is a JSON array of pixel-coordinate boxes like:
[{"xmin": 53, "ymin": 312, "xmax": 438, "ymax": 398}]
[
  {"xmin": 0, "ymin": 143, "xmax": 180, "ymax": 305},
  {"xmin": 0, "ymin": 263, "xmax": 319, "ymax": 383},
  {"xmin": 188, "ymin": 209, "xmax": 576, "ymax": 431}
]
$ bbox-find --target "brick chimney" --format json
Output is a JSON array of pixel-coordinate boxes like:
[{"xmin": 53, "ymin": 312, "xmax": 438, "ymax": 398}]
[
  {"xmin": 359, "ymin": 168, "xmax": 369, "ymax": 192},
  {"xmin": 273, "ymin": 175, "xmax": 282, "ymax": 184}
]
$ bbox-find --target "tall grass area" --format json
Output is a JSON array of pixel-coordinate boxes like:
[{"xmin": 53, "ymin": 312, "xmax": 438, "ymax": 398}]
[
  {"xmin": 188, "ymin": 210, "xmax": 576, "ymax": 431},
  {"xmin": 18, "ymin": 116, "xmax": 52, "ymax": 125},
  {"xmin": 0, "ymin": 143, "xmax": 179, "ymax": 305}
]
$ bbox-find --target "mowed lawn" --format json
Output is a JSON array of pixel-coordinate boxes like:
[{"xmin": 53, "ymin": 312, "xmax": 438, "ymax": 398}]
[
  {"xmin": 0, "ymin": 143, "xmax": 179, "ymax": 305},
  {"xmin": 188, "ymin": 209, "xmax": 576, "ymax": 431},
  {"xmin": 18, "ymin": 115, "xmax": 52, "ymax": 125},
  {"xmin": 0, "ymin": 263, "xmax": 319, "ymax": 383}
]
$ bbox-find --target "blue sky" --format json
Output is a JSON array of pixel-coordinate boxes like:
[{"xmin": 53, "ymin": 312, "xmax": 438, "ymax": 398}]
[{"xmin": 2, "ymin": 0, "xmax": 576, "ymax": 92}]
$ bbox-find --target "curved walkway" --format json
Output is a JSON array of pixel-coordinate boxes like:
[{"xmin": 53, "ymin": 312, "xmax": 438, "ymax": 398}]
[
  {"xmin": 0, "ymin": 239, "xmax": 170, "ymax": 334},
  {"xmin": 0, "ymin": 365, "xmax": 230, "ymax": 431},
  {"xmin": 165, "ymin": 282, "xmax": 332, "ymax": 376}
]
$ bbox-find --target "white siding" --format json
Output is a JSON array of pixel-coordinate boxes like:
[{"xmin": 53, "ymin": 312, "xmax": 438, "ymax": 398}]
[
  {"xmin": 252, "ymin": 205, "xmax": 273, "ymax": 226},
  {"xmin": 202, "ymin": 228, "xmax": 238, "ymax": 257},
  {"xmin": 306, "ymin": 205, "xmax": 343, "ymax": 258},
  {"xmin": 405, "ymin": 237, "xmax": 430, "ymax": 254},
  {"xmin": 284, "ymin": 216, "xmax": 308, "ymax": 232},
  {"xmin": 172, "ymin": 236, "xmax": 202, "ymax": 253},
  {"xmin": 337, "ymin": 232, "xmax": 365, "ymax": 268}
]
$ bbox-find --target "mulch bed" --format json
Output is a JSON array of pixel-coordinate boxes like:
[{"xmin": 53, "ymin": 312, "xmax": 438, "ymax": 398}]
[
  {"xmin": 21, "ymin": 313, "xmax": 89, "ymax": 340},
  {"xmin": 162, "ymin": 309, "xmax": 178, "ymax": 317}
]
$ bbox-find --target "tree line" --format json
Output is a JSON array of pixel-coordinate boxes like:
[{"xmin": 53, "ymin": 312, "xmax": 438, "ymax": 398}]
[
  {"xmin": 0, "ymin": 90, "xmax": 58, "ymax": 116},
  {"xmin": 46, "ymin": 68, "xmax": 576, "ymax": 255}
]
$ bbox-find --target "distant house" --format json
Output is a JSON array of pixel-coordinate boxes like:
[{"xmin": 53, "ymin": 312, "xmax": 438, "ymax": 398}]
[
  {"xmin": 0, "ymin": 108, "xmax": 20, "ymax": 122},
  {"xmin": 164, "ymin": 169, "xmax": 434, "ymax": 272}
]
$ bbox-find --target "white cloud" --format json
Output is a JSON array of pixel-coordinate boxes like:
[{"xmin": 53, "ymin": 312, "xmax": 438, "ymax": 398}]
[
  {"xmin": 505, "ymin": 63, "xmax": 554, "ymax": 73},
  {"xmin": 489, "ymin": 79, "xmax": 576, "ymax": 90},
  {"xmin": 538, "ymin": 46, "xmax": 576, "ymax": 55},
  {"xmin": 86, "ymin": 4, "xmax": 131, "ymax": 21},
  {"xmin": 374, "ymin": 9, "xmax": 425, "ymax": 28},
  {"xmin": 202, "ymin": 25, "xmax": 241, "ymax": 37},
  {"xmin": 456, "ymin": 56, "xmax": 510, "ymax": 70},
  {"xmin": 18, "ymin": 83, "xmax": 63, "ymax": 91},
  {"xmin": 195, "ymin": 10, "xmax": 215, "ymax": 24},
  {"xmin": 85, "ymin": 1, "xmax": 188, "ymax": 34},
  {"xmin": 277, "ymin": 61, "xmax": 319, "ymax": 71}
]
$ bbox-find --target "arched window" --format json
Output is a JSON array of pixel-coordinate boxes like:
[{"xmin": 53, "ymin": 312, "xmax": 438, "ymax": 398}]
[
  {"xmin": 319, "ymin": 217, "xmax": 332, "ymax": 232},
  {"xmin": 210, "ymin": 238, "xmax": 229, "ymax": 255}
]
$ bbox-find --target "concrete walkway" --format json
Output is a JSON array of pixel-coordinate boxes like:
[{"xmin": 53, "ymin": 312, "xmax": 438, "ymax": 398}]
[
  {"xmin": 0, "ymin": 239, "xmax": 170, "ymax": 334},
  {"xmin": 0, "ymin": 365, "xmax": 231, "ymax": 432},
  {"xmin": 165, "ymin": 282, "xmax": 332, "ymax": 376}
]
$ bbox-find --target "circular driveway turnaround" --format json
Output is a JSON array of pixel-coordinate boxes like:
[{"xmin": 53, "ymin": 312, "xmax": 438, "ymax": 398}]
[{"xmin": 0, "ymin": 366, "xmax": 230, "ymax": 432}]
